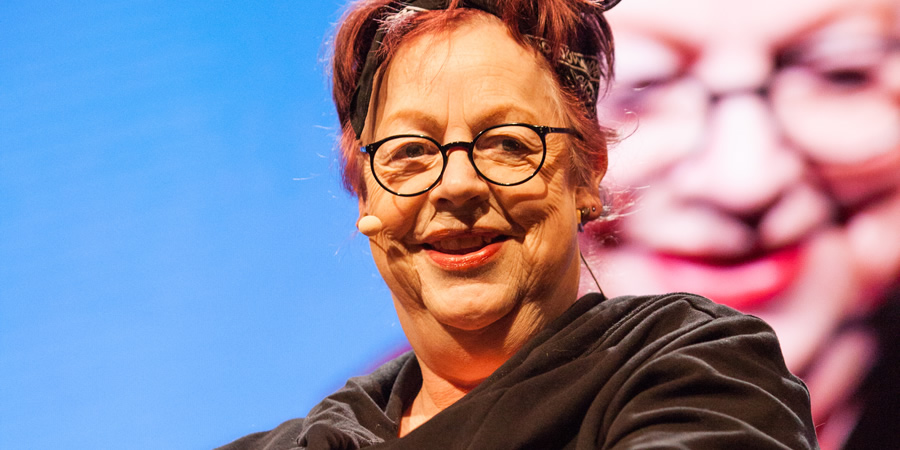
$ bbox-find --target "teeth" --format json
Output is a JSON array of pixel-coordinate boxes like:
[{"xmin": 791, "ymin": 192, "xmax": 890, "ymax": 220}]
[{"xmin": 434, "ymin": 236, "xmax": 490, "ymax": 251}]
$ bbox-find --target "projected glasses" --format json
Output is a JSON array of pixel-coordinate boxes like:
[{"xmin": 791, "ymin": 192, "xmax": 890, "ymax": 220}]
[
  {"xmin": 602, "ymin": 36, "xmax": 899, "ymax": 164},
  {"xmin": 362, "ymin": 123, "xmax": 575, "ymax": 197}
]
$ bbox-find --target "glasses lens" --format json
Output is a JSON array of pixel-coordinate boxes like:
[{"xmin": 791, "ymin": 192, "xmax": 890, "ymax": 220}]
[
  {"xmin": 372, "ymin": 136, "xmax": 443, "ymax": 195},
  {"xmin": 473, "ymin": 125, "xmax": 545, "ymax": 185},
  {"xmin": 601, "ymin": 37, "xmax": 899, "ymax": 166},
  {"xmin": 771, "ymin": 38, "xmax": 900, "ymax": 163}
]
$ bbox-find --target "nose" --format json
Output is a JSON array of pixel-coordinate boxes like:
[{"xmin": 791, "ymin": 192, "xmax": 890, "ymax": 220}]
[
  {"xmin": 672, "ymin": 92, "xmax": 804, "ymax": 225},
  {"xmin": 429, "ymin": 146, "xmax": 490, "ymax": 210},
  {"xmin": 671, "ymin": 45, "xmax": 804, "ymax": 225}
]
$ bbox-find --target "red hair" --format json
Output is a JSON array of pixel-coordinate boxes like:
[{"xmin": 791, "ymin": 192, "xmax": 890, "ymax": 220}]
[{"xmin": 331, "ymin": 0, "xmax": 616, "ymax": 198}]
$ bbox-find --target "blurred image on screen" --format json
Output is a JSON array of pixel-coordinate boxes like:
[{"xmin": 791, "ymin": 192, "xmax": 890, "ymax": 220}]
[{"xmin": 580, "ymin": 1, "xmax": 900, "ymax": 448}]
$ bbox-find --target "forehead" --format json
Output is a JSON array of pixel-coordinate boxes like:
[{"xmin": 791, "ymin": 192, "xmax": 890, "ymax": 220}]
[
  {"xmin": 608, "ymin": 0, "xmax": 895, "ymax": 47},
  {"xmin": 369, "ymin": 15, "xmax": 562, "ymax": 136}
]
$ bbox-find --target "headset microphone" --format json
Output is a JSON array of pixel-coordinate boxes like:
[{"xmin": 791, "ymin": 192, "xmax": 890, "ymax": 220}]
[{"xmin": 357, "ymin": 215, "xmax": 384, "ymax": 237}]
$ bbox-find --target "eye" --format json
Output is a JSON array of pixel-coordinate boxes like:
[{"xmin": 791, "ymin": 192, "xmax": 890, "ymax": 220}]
[
  {"xmin": 611, "ymin": 33, "xmax": 684, "ymax": 113},
  {"xmin": 607, "ymin": 77, "xmax": 675, "ymax": 114},
  {"xmin": 476, "ymin": 125, "xmax": 544, "ymax": 155},
  {"xmin": 400, "ymin": 142, "xmax": 427, "ymax": 159},
  {"xmin": 819, "ymin": 67, "xmax": 873, "ymax": 89},
  {"xmin": 779, "ymin": 36, "xmax": 888, "ymax": 92},
  {"xmin": 385, "ymin": 140, "xmax": 438, "ymax": 162},
  {"xmin": 375, "ymin": 137, "xmax": 439, "ymax": 168},
  {"xmin": 499, "ymin": 138, "xmax": 527, "ymax": 153}
]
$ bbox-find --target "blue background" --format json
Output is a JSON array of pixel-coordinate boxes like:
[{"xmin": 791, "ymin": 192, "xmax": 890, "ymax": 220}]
[{"xmin": 0, "ymin": 1, "xmax": 409, "ymax": 448}]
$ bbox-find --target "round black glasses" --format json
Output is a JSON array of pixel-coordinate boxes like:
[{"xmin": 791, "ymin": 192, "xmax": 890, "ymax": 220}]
[{"xmin": 361, "ymin": 123, "xmax": 576, "ymax": 197}]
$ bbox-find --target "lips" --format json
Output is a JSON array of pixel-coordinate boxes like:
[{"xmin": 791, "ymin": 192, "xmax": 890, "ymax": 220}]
[
  {"xmin": 654, "ymin": 245, "xmax": 804, "ymax": 311},
  {"xmin": 430, "ymin": 235, "xmax": 498, "ymax": 253},
  {"xmin": 423, "ymin": 233, "xmax": 509, "ymax": 271}
]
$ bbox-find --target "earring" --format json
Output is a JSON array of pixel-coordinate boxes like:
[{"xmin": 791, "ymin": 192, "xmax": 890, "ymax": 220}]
[
  {"xmin": 577, "ymin": 206, "xmax": 590, "ymax": 232},
  {"xmin": 578, "ymin": 207, "xmax": 590, "ymax": 222}
]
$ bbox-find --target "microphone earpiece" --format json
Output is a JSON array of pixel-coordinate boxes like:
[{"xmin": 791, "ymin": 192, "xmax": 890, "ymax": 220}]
[{"xmin": 357, "ymin": 215, "xmax": 384, "ymax": 237}]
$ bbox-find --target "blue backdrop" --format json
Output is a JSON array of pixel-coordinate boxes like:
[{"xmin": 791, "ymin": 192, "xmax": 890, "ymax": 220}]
[{"xmin": 0, "ymin": 1, "xmax": 408, "ymax": 448}]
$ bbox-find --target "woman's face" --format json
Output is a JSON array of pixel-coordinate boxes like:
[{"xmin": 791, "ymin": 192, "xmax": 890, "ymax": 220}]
[
  {"xmin": 361, "ymin": 16, "xmax": 597, "ymax": 358},
  {"xmin": 583, "ymin": 0, "xmax": 900, "ymax": 376}
]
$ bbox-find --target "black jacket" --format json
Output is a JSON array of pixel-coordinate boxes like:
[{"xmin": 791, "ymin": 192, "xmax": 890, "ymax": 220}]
[{"xmin": 218, "ymin": 293, "xmax": 818, "ymax": 449}]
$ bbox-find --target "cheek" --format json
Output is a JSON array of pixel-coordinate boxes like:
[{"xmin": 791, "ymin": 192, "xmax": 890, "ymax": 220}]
[
  {"xmin": 846, "ymin": 188, "xmax": 900, "ymax": 310},
  {"xmin": 513, "ymin": 184, "xmax": 582, "ymax": 293},
  {"xmin": 815, "ymin": 145, "xmax": 900, "ymax": 206},
  {"xmin": 363, "ymin": 184, "xmax": 426, "ymax": 300},
  {"xmin": 363, "ymin": 181, "xmax": 427, "ymax": 298},
  {"xmin": 504, "ymin": 177, "xmax": 578, "ymax": 247},
  {"xmin": 363, "ymin": 177, "xmax": 422, "ymax": 237}
]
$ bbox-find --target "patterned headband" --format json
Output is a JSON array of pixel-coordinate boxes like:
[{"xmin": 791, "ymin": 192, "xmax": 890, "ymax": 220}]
[{"xmin": 348, "ymin": 0, "xmax": 622, "ymax": 138}]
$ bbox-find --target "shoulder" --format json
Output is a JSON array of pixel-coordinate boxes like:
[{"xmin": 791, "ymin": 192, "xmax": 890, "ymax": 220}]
[
  {"xmin": 602, "ymin": 292, "xmax": 776, "ymax": 340},
  {"xmin": 599, "ymin": 291, "xmax": 748, "ymax": 321},
  {"xmin": 214, "ymin": 352, "xmax": 417, "ymax": 450},
  {"xmin": 584, "ymin": 293, "xmax": 818, "ymax": 448},
  {"xmin": 590, "ymin": 292, "xmax": 792, "ymax": 380},
  {"xmin": 573, "ymin": 292, "xmax": 773, "ymax": 348},
  {"xmin": 214, "ymin": 418, "xmax": 305, "ymax": 450},
  {"xmin": 542, "ymin": 292, "xmax": 781, "ymax": 370}
]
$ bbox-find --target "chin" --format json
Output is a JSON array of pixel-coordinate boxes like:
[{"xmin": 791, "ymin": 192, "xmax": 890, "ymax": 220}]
[{"xmin": 422, "ymin": 285, "xmax": 519, "ymax": 332}]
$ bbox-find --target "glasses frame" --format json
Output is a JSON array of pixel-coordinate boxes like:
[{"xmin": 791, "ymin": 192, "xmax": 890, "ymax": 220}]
[
  {"xmin": 361, "ymin": 123, "xmax": 577, "ymax": 197},
  {"xmin": 604, "ymin": 37, "xmax": 900, "ymax": 151}
]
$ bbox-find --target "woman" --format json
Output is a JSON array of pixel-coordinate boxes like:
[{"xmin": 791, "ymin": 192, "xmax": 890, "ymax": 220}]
[
  {"xmin": 219, "ymin": 0, "xmax": 817, "ymax": 448},
  {"xmin": 581, "ymin": 0, "xmax": 899, "ymax": 447}
]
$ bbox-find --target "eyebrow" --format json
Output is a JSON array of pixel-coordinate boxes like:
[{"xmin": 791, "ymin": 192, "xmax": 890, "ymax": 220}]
[
  {"xmin": 374, "ymin": 110, "xmax": 444, "ymax": 138},
  {"xmin": 376, "ymin": 103, "xmax": 545, "ymax": 140},
  {"xmin": 780, "ymin": 33, "xmax": 893, "ymax": 68},
  {"xmin": 471, "ymin": 105, "xmax": 543, "ymax": 130}
]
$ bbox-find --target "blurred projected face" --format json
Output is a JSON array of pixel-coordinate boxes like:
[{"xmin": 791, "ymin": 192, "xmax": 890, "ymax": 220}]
[{"xmin": 584, "ymin": 0, "xmax": 900, "ymax": 379}]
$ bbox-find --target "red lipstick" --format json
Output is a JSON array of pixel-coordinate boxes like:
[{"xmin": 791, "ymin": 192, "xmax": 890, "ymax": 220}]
[
  {"xmin": 425, "ymin": 240, "xmax": 504, "ymax": 271},
  {"xmin": 657, "ymin": 245, "xmax": 803, "ymax": 311}
]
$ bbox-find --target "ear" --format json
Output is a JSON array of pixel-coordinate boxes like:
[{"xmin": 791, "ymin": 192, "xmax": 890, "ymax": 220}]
[{"xmin": 575, "ymin": 169, "xmax": 606, "ymax": 223}]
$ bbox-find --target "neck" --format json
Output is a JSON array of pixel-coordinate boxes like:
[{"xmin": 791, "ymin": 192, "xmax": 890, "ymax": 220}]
[
  {"xmin": 395, "ymin": 293, "xmax": 576, "ymax": 436},
  {"xmin": 399, "ymin": 362, "xmax": 474, "ymax": 437}
]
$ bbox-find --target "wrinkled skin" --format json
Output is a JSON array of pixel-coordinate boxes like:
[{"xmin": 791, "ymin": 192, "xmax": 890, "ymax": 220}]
[{"xmin": 359, "ymin": 14, "xmax": 602, "ymax": 433}]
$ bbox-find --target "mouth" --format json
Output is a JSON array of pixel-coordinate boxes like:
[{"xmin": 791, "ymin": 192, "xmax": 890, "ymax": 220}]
[
  {"xmin": 653, "ymin": 245, "xmax": 804, "ymax": 311},
  {"xmin": 422, "ymin": 233, "xmax": 511, "ymax": 271},
  {"xmin": 425, "ymin": 234, "xmax": 507, "ymax": 253}
]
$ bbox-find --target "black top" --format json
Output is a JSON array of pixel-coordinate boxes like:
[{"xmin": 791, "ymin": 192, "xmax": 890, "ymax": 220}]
[{"xmin": 218, "ymin": 293, "xmax": 819, "ymax": 449}]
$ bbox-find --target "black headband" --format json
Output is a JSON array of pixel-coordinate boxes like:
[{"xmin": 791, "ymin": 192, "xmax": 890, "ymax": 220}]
[{"xmin": 348, "ymin": 0, "xmax": 621, "ymax": 139}]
